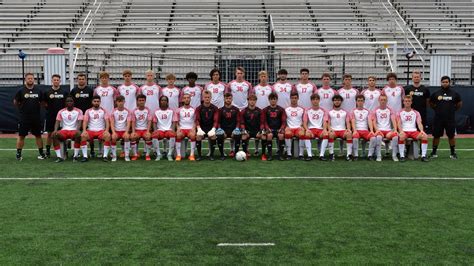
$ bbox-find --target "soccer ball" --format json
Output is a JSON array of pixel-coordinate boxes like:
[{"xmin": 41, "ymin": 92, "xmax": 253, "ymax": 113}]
[{"xmin": 235, "ymin": 151, "xmax": 247, "ymax": 161}]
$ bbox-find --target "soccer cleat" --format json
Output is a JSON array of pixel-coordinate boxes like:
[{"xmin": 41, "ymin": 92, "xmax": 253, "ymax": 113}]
[
  {"xmin": 125, "ymin": 156, "xmax": 131, "ymax": 162},
  {"xmin": 261, "ymin": 154, "xmax": 267, "ymax": 161},
  {"xmin": 189, "ymin": 155, "xmax": 196, "ymax": 161},
  {"xmin": 254, "ymin": 150, "xmax": 260, "ymax": 156},
  {"xmin": 421, "ymin": 156, "xmax": 429, "ymax": 162},
  {"xmin": 346, "ymin": 155, "xmax": 353, "ymax": 161},
  {"xmin": 175, "ymin": 156, "xmax": 182, "ymax": 161},
  {"xmin": 111, "ymin": 156, "xmax": 117, "ymax": 162},
  {"xmin": 319, "ymin": 156, "xmax": 327, "ymax": 161},
  {"xmin": 196, "ymin": 156, "xmax": 202, "ymax": 161},
  {"xmin": 305, "ymin": 156, "xmax": 313, "ymax": 161},
  {"xmin": 54, "ymin": 158, "xmax": 64, "ymax": 163},
  {"xmin": 267, "ymin": 155, "xmax": 273, "ymax": 161},
  {"xmin": 298, "ymin": 156, "xmax": 305, "ymax": 161},
  {"xmin": 376, "ymin": 157, "xmax": 382, "ymax": 162},
  {"xmin": 81, "ymin": 157, "xmax": 89, "ymax": 163},
  {"xmin": 45, "ymin": 152, "xmax": 51, "ymax": 158},
  {"xmin": 72, "ymin": 157, "xmax": 79, "ymax": 163},
  {"xmin": 220, "ymin": 155, "xmax": 226, "ymax": 161},
  {"xmin": 286, "ymin": 155, "xmax": 292, "ymax": 161},
  {"xmin": 399, "ymin": 157, "xmax": 406, "ymax": 162},
  {"xmin": 279, "ymin": 155, "xmax": 285, "ymax": 161},
  {"xmin": 450, "ymin": 153, "xmax": 458, "ymax": 160},
  {"xmin": 155, "ymin": 155, "xmax": 162, "ymax": 161},
  {"xmin": 353, "ymin": 156, "xmax": 359, "ymax": 161},
  {"xmin": 131, "ymin": 155, "xmax": 138, "ymax": 161},
  {"xmin": 430, "ymin": 152, "xmax": 438, "ymax": 158},
  {"xmin": 37, "ymin": 154, "xmax": 47, "ymax": 160},
  {"xmin": 329, "ymin": 154, "xmax": 335, "ymax": 161},
  {"xmin": 392, "ymin": 156, "xmax": 399, "ymax": 162},
  {"xmin": 102, "ymin": 157, "xmax": 109, "ymax": 162},
  {"xmin": 145, "ymin": 155, "xmax": 151, "ymax": 161},
  {"xmin": 208, "ymin": 156, "xmax": 215, "ymax": 161},
  {"xmin": 367, "ymin": 156, "xmax": 374, "ymax": 161},
  {"xmin": 229, "ymin": 151, "xmax": 235, "ymax": 158},
  {"xmin": 16, "ymin": 153, "xmax": 23, "ymax": 161},
  {"xmin": 90, "ymin": 151, "xmax": 96, "ymax": 158},
  {"xmin": 167, "ymin": 155, "xmax": 174, "ymax": 161}
]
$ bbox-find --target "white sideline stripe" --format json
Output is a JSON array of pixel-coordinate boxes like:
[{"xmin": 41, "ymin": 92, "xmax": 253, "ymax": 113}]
[
  {"xmin": 217, "ymin": 243, "xmax": 275, "ymax": 247},
  {"xmin": 0, "ymin": 176, "xmax": 473, "ymax": 180},
  {"xmin": 1, "ymin": 148, "xmax": 473, "ymax": 151}
]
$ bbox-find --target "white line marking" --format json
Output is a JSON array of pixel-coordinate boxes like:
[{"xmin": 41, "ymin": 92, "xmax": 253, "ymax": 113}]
[
  {"xmin": 217, "ymin": 243, "xmax": 275, "ymax": 247},
  {"xmin": 0, "ymin": 176, "xmax": 473, "ymax": 180}
]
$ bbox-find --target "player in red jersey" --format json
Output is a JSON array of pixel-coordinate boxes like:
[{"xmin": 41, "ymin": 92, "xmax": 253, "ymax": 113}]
[
  {"xmin": 52, "ymin": 96, "xmax": 83, "ymax": 162},
  {"xmin": 151, "ymin": 95, "xmax": 176, "ymax": 161},
  {"xmin": 130, "ymin": 94, "xmax": 153, "ymax": 161},
  {"xmin": 371, "ymin": 94, "xmax": 399, "ymax": 162},
  {"xmin": 284, "ymin": 92, "xmax": 306, "ymax": 160},
  {"xmin": 327, "ymin": 95, "xmax": 353, "ymax": 161},
  {"xmin": 80, "ymin": 96, "xmax": 111, "ymax": 162},
  {"xmin": 181, "ymin": 72, "xmax": 203, "ymax": 109},
  {"xmin": 110, "ymin": 96, "xmax": 131, "ymax": 162},
  {"xmin": 382, "ymin": 72, "xmax": 405, "ymax": 114},
  {"xmin": 175, "ymin": 93, "xmax": 197, "ymax": 161},
  {"xmin": 350, "ymin": 95, "xmax": 376, "ymax": 160},
  {"xmin": 303, "ymin": 94, "xmax": 329, "ymax": 161},
  {"xmin": 205, "ymin": 68, "xmax": 227, "ymax": 109}
]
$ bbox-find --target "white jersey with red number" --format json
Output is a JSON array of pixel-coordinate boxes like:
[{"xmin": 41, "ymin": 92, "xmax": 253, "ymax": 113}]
[
  {"xmin": 317, "ymin": 87, "xmax": 338, "ymax": 111},
  {"xmin": 285, "ymin": 106, "xmax": 305, "ymax": 129},
  {"xmin": 295, "ymin": 82, "xmax": 317, "ymax": 109},
  {"xmin": 174, "ymin": 106, "xmax": 195, "ymax": 130},
  {"xmin": 153, "ymin": 108, "xmax": 175, "ymax": 131},
  {"xmin": 304, "ymin": 107, "xmax": 327, "ymax": 130},
  {"xmin": 140, "ymin": 83, "xmax": 161, "ymax": 114},
  {"xmin": 161, "ymin": 86, "xmax": 181, "ymax": 110},
  {"xmin": 337, "ymin": 88, "xmax": 358, "ymax": 113},
  {"xmin": 94, "ymin": 85, "xmax": 118, "ymax": 114},
  {"xmin": 205, "ymin": 82, "xmax": 226, "ymax": 108},
  {"xmin": 372, "ymin": 107, "xmax": 395, "ymax": 131},
  {"xmin": 273, "ymin": 81, "xmax": 293, "ymax": 108},
  {"xmin": 118, "ymin": 84, "xmax": 139, "ymax": 111},
  {"xmin": 398, "ymin": 109, "xmax": 421, "ymax": 132},
  {"xmin": 132, "ymin": 107, "xmax": 152, "ymax": 130},
  {"xmin": 254, "ymin": 84, "xmax": 273, "ymax": 109},
  {"xmin": 351, "ymin": 108, "xmax": 370, "ymax": 131},
  {"xmin": 328, "ymin": 109, "xmax": 349, "ymax": 131},
  {"xmin": 382, "ymin": 85, "xmax": 404, "ymax": 114},
  {"xmin": 85, "ymin": 108, "xmax": 108, "ymax": 131},
  {"xmin": 181, "ymin": 85, "xmax": 203, "ymax": 108},
  {"xmin": 228, "ymin": 80, "xmax": 253, "ymax": 110},
  {"xmin": 56, "ymin": 108, "xmax": 83, "ymax": 130},
  {"xmin": 361, "ymin": 88, "xmax": 381, "ymax": 111},
  {"xmin": 112, "ymin": 108, "xmax": 131, "ymax": 132}
]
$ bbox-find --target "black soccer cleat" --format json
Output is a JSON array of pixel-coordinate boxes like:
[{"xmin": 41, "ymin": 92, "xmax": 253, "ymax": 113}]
[
  {"xmin": 16, "ymin": 154, "xmax": 23, "ymax": 161},
  {"xmin": 37, "ymin": 154, "xmax": 47, "ymax": 160},
  {"xmin": 399, "ymin": 157, "xmax": 406, "ymax": 162},
  {"xmin": 286, "ymin": 155, "xmax": 292, "ymax": 161},
  {"xmin": 319, "ymin": 156, "xmax": 327, "ymax": 161},
  {"xmin": 421, "ymin": 157, "xmax": 429, "ymax": 162},
  {"xmin": 72, "ymin": 156, "xmax": 79, "ymax": 163},
  {"xmin": 54, "ymin": 158, "xmax": 65, "ymax": 163},
  {"xmin": 278, "ymin": 155, "xmax": 285, "ymax": 161},
  {"xmin": 90, "ymin": 151, "xmax": 96, "ymax": 158},
  {"xmin": 45, "ymin": 152, "xmax": 51, "ymax": 158},
  {"xmin": 430, "ymin": 152, "xmax": 438, "ymax": 159},
  {"xmin": 196, "ymin": 156, "xmax": 203, "ymax": 161},
  {"xmin": 267, "ymin": 155, "xmax": 273, "ymax": 161},
  {"xmin": 81, "ymin": 157, "xmax": 89, "ymax": 163},
  {"xmin": 220, "ymin": 155, "xmax": 226, "ymax": 161},
  {"xmin": 367, "ymin": 156, "xmax": 374, "ymax": 161},
  {"xmin": 208, "ymin": 156, "xmax": 215, "ymax": 161},
  {"xmin": 346, "ymin": 155, "xmax": 353, "ymax": 161},
  {"xmin": 305, "ymin": 156, "xmax": 313, "ymax": 161},
  {"xmin": 329, "ymin": 154, "xmax": 335, "ymax": 161},
  {"xmin": 352, "ymin": 156, "xmax": 358, "ymax": 161},
  {"xmin": 298, "ymin": 156, "xmax": 305, "ymax": 161},
  {"xmin": 449, "ymin": 153, "xmax": 458, "ymax": 160},
  {"xmin": 102, "ymin": 157, "xmax": 109, "ymax": 162}
]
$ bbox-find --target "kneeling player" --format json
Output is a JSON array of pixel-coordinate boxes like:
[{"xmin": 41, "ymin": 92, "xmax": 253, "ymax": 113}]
[
  {"xmin": 110, "ymin": 96, "xmax": 131, "ymax": 162},
  {"xmin": 261, "ymin": 92, "xmax": 286, "ymax": 161},
  {"xmin": 239, "ymin": 94, "xmax": 262, "ymax": 159},
  {"xmin": 216, "ymin": 93, "xmax": 241, "ymax": 160},
  {"xmin": 152, "ymin": 96, "xmax": 176, "ymax": 161},
  {"xmin": 175, "ymin": 93, "xmax": 196, "ymax": 161},
  {"xmin": 303, "ymin": 94, "xmax": 329, "ymax": 161},
  {"xmin": 397, "ymin": 95, "xmax": 429, "ymax": 162},
  {"xmin": 328, "ymin": 95, "xmax": 353, "ymax": 161},
  {"xmin": 81, "ymin": 96, "xmax": 111, "ymax": 162},
  {"xmin": 195, "ymin": 91, "xmax": 219, "ymax": 161},
  {"xmin": 284, "ymin": 92, "xmax": 306, "ymax": 160},
  {"xmin": 52, "ymin": 96, "xmax": 83, "ymax": 162},
  {"xmin": 130, "ymin": 94, "xmax": 153, "ymax": 161},
  {"xmin": 371, "ymin": 94, "xmax": 399, "ymax": 161},
  {"xmin": 350, "ymin": 95, "xmax": 376, "ymax": 160}
]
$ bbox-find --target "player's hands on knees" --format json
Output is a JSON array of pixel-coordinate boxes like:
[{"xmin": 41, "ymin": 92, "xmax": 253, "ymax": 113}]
[{"xmin": 81, "ymin": 131, "xmax": 89, "ymax": 139}]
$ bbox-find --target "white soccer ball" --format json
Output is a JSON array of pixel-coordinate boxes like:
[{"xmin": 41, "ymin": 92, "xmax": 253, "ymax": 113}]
[{"xmin": 235, "ymin": 151, "xmax": 247, "ymax": 161}]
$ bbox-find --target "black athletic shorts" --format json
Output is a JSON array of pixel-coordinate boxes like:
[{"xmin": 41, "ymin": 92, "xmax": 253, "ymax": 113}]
[
  {"xmin": 18, "ymin": 116, "xmax": 42, "ymax": 137},
  {"xmin": 45, "ymin": 115, "xmax": 56, "ymax": 132},
  {"xmin": 432, "ymin": 118, "xmax": 455, "ymax": 138}
]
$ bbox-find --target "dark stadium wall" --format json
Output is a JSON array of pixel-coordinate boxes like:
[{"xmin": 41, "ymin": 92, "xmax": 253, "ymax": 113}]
[{"xmin": 0, "ymin": 85, "xmax": 473, "ymax": 133}]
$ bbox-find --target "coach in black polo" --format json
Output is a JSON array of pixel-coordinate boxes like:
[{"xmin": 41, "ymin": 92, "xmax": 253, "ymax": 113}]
[
  {"xmin": 430, "ymin": 76, "xmax": 462, "ymax": 159},
  {"xmin": 405, "ymin": 70, "xmax": 430, "ymax": 130},
  {"xmin": 13, "ymin": 73, "xmax": 46, "ymax": 160},
  {"xmin": 69, "ymin": 72, "xmax": 93, "ymax": 114}
]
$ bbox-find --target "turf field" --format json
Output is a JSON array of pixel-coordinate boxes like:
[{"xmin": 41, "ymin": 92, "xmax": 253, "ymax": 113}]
[{"xmin": 0, "ymin": 137, "xmax": 473, "ymax": 264}]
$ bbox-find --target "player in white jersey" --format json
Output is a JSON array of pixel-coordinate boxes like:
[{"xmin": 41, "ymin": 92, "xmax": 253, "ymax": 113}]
[
  {"xmin": 130, "ymin": 94, "xmax": 153, "ymax": 161},
  {"xmin": 350, "ymin": 95, "xmax": 376, "ymax": 160},
  {"xmin": 253, "ymin": 70, "xmax": 273, "ymax": 109},
  {"xmin": 382, "ymin": 72, "xmax": 405, "ymax": 114},
  {"xmin": 361, "ymin": 75, "xmax": 381, "ymax": 111},
  {"xmin": 227, "ymin": 66, "xmax": 253, "ymax": 110},
  {"xmin": 80, "ymin": 96, "xmax": 111, "ymax": 162},
  {"xmin": 284, "ymin": 92, "xmax": 305, "ymax": 159},
  {"xmin": 273, "ymin": 69, "xmax": 293, "ymax": 108},
  {"xmin": 139, "ymin": 70, "xmax": 161, "ymax": 114},
  {"xmin": 327, "ymin": 95, "xmax": 353, "ymax": 161},
  {"xmin": 181, "ymin": 72, "xmax": 203, "ymax": 108},
  {"xmin": 303, "ymin": 94, "xmax": 329, "ymax": 160},
  {"xmin": 205, "ymin": 68, "xmax": 227, "ymax": 108},
  {"xmin": 117, "ymin": 69, "xmax": 139, "ymax": 111},
  {"xmin": 94, "ymin": 71, "xmax": 118, "ymax": 114},
  {"xmin": 371, "ymin": 94, "xmax": 399, "ymax": 161},
  {"xmin": 294, "ymin": 68, "xmax": 317, "ymax": 109},
  {"xmin": 397, "ymin": 95, "xmax": 429, "ymax": 162},
  {"xmin": 52, "ymin": 96, "xmax": 83, "ymax": 162},
  {"xmin": 110, "ymin": 96, "xmax": 131, "ymax": 162},
  {"xmin": 151, "ymin": 95, "xmax": 176, "ymax": 161},
  {"xmin": 317, "ymin": 73, "xmax": 338, "ymax": 111},
  {"xmin": 338, "ymin": 74, "xmax": 358, "ymax": 113},
  {"xmin": 174, "ymin": 93, "xmax": 196, "ymax": 161},
  {"xmin": 161, "ymin": 73, "xmax": 181, "ymax": 110}
]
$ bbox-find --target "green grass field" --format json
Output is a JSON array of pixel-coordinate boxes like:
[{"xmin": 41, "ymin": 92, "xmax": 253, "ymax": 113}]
[{"xmin": 0, "ymin": 138, "xmax": 473, "ymax": 264}]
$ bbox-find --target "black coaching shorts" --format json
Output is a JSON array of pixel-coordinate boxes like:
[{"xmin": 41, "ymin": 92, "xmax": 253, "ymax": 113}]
[
  {"xmin": 18, "ymin": 116, "xmax": 42, "ymax": 137},
  {"xmin": 432, "ymin": 118, "xmax": 456, "ymax": 138}
]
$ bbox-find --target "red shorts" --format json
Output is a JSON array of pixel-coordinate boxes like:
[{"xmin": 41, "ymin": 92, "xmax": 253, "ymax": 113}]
[
  {"xmin": 286, "ymin": 127, "xmax": 303, "ymax": 137},
  {"xmin": 309, "ymin": 128, "xmax": 325, "ymax": 138},
  {"xmin": 134, "ymin": 129, "xmax": 149, "ymax": 139},
  {"xmin": 57, "ymin": 129, "xmax": 78, "ymax": 140},
  {"xmin": 352, "ymin": 130, "xmax": 374, "ymax": 141},
  {"xmin": 152, "ymin": 130, "xmax": 176, "ymax": 140},
  {"xmin": 114, "ymin": 131, "xmax": 126, "ymax": 140},
  {"xmin": 178, "ymin": 129, "xmax": 195, "ymax": 140},
  {"xmin": 87, "ymin": 130, "xmax": 105, "ymax": 140},
  {"xmin": 377, "ymin": 130, "xmax": 397, "ymax": 139},
  {"xmin": 333, "ymin": 130, "xmax": 347, "ymax": 139},
  {"xmin": 402, "ymin": 131, "xmax": 421, "ymax": 139}
]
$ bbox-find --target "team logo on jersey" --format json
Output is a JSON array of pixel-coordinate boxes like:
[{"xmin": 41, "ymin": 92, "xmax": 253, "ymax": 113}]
[
  {"xmin": 75, "ymin": 93, "xmax": 80, "ymax": 98},
  {"xmin": 49, "ymin": 94, "xmax": 55, "ymax": 99},
  {"xmin": 438, "ymin": 96, "xmax": 443, "ymax": 100},
  {"xmin": 24, "ymin": 93, "xmax": 29, "ymax": 98}
]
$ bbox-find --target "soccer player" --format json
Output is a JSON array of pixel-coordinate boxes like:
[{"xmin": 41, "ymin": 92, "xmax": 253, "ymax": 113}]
[
  {"xmin": 430, "ymin": 76, "xmax": 462, "ymax": 159},
  {"xmin": 397, "ymin": 95, "xmax": 429, "ymax": 162},
  {"xmin": 253, "ymin": 70, "xmax": 273, "ymax": 109},
  {"xmin": 350, "ymin": 95, "xmax": 376, "ymax": 160},
  {"xmin": 43, "ymin": 74, "xmax": 68, "ymax": 158},
  {"xmin": 151, "ymin": 96, "xmax": 176, "ymax": 161},
  {"xmin": 94, "ymin": 71, "xmax": 118, "ymax": 114},
  {"xmin": 284, "ymin": 92, "xmax": 305, "ymax": 160},
  {"xmin": 371, "ymin": 94, "xmax": 399, "ymax": 162},
  {"xmin": 181, "ymin": 72, "xmax": 203, "ymax": 108},
  {"xmin": 139, "ymin": 70, "xmax": 161, "ymax": 114},
  {"xmin": 338, "ymin": 74, "xmax": 358, "ymax": 113},
  {"xmin": 80, "ymin": 96, "xmax": 111, "ymax": 162},
  {"xmin": 130, "ymin": 94, "xmax": 153, "ymax": 161},
  {"xmin": 205, "ymin": 68, "xmax": 226, "ymax": 108},
  {"xmin": 228, "ymin": 67, "xmax": 253, "ymax": 110},
  {"xmin": 382, "ymin": 72, "xmax": 404, "ymax": 114},
  {"xmin": 260, "ymin": 92, "xmax": 286, "ymax": 161},
  {"xmin": 216, "ymin": 93, "xmax": 242, "ymax": 160},
  {"xmin": 405, "ymin": 70, "xmax": 430, "ymax": 130},
  {"xmin": 294, "ymin": 68, "xmax": 317, "ymax": 109},
  {"xmin": 52, "ymin": 96, "xmax": 83, "ymax": 162},
  {"xmin": 70, "ymin": 73, "xmax": 93, "ymax": 115},
  {"xmin": 361, "ymin": 75, "xmax": 381, "ymax": 111},
  {"xmin": 327, "ymin": 95, "xmax": 353, "ymax": 161},
  {"xmin": 161, "ymin": 73, "xmax": 180, "ymax": 110},
  {"xmin": 195, "ymin": 91, "xmax": 219, "ymax": 161},
  {"xmin": 239, "ymin": 94, "xmax": 262, "ymax": 158},
  {"xmin": 118, "ymin": 69, "xmax": 139, "ymax": 112},
  {"xmin": 273, "ymin": 69, "xmax": 293, "ymax": 108},
  {"xmin": 303, "ymin": 94, "xmax": 329, "ymax": 161},
  {"xmin": 110, "ymin": 96, "xmax": 131, "ymax": 162},
  {"xmin": 174, "ymin": 93, "xmax": 197, "ymax": 161},
  {"xmin": 317, "ymin": 73, "xmax": 337, "ymax": 111}
]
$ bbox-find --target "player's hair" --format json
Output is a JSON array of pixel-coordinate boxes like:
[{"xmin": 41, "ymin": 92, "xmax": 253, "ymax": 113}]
[
  {"xmin": 185, "ymin": 72, "xmax": 198, "ymax": 80},
  {"xmin": 386, "ymin": 72, "xmax": 397, "ymax": 81},
  {"xmin": 145, "ymin": 69, "xmax": 155, "ymax": 75},
  {"xmin": 235, "ymin": 66, "xmax": 245, "ymax": 73},
  {"xmin": 300, "ymin": 68, "xmax": 309, "ymax": 74},
  {"xmin": 367, "ymin": 75, "xmax": 377, "ymax": 80},
  {"xmin": 258, "ymin": 70, "xmax": 268, "ymax": 77},
  {"xmin": 343, "ymin": 74, "xmax": 352, "ymax": 80},
  {"xmin": 412, "ymin": 69, "xmax": 421, "ymax": 76},
  {"xmin": 332, "ymin": 94, "xmax": 343, "ymax": 102},
  {"xmin": 99, "ymin": 71, "xmax": 109, "ymax": 79},
  {"xmin": 277, "ymin": 69, "xmax": 288, "ymax": 75},
  {"xmin": 321, "ymin": 72, "xmax": 331, "ymax": 79},
  {"xmin": 165, "ymin": 73, "xmax": 176, "ymax": 80},
  {"xmin": 122, "ymin": 69, "xmax": 132, "ymax": 76},
  {"xmin": 209, "ymin": 68, "xmax": 221, "ymax": 79},
  {"xmin": 92, "ymin": 95, "xmax": 101, "ymax": 101},
  {"xmin": 77, "ymin": 73, "xmax": 86, "ymax": 78},
  {"xmin": 224, "ymin": 92, "xmax": 233, "ymax": 98},
  {"xmin": 51, "ymin": 74, "xmax": 61, "ymax": 79},
  {"xmin": 136, "ymin": 94, "xmax": 146, "ymax": 100},
  {"xmin": 290, "ymin": 91, "xmax": 299, "ymax": 98},
  {"xmin": 441, "ymin": 75, "xmax": 451, "ymax": 82},
  {"xmin": 268, "ymin": 92, "xmax": 278, "ymax": 100},
  {"xmin": 404, "ymin": 95, "xmax": 413, "ymax": 100},
  {"xmin": 159, "ymin": 95, "xmax": 169, "ymax": 102},
  {"xmin": 182, "ymin": 93, "xmax": 191, "ymax": 98},
  {"xmin": 116, "ymin": 95, "xmax": 125, "ymax": 102},
  {"xmin": 356, "ymin": 94, "xmax": 365, "ymax": 101},
  {"xmin": 379, "ymin": 94, "xmax": 387, "ymax": 99},
  {"xmin": 248, "ymin": 94, "xmax": 257, "ymax": 101},
  {"xmin": 311, "ymin": 94, "xmax": 320, "ymax": 100},
  {"xmin": 202, "ymin": 90, "xmax": 212, "ymax": 97},
  {"xmin": 24, "ymin": 72, "xmax": 34, "ymax": 78}
]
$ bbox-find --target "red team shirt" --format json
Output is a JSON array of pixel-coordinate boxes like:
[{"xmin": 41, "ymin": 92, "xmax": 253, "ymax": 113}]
[
  {"xmin": 304, "ymin": 107, "xmax": 328, "ymax": 130},
  {"xmin": 181, "ymin": 85, "xmax": 203, "ymax": 108},
  {"xmin": 361, "ymin": 88, "xmax": 381, "ymax": 111},
  {"xmin": 56, "ymin": 108, "xmax": 83, "ymax": 130},
  {"xmin": 328, "ymin": 109, "xmax": 350, "ymax": 131},
  {"xmin": 337, "ymin": 87, "xmax": 358, "ymax": 113},
  {"xmin": 273, "ymin": 81, "xmax": 293, "ymax": 108},
  {"xmin": 140, "ymin": 83, "xmax": 161, "ymax": 114},
  {"xmin": 205, "ymin": 81, "xmax": 227, "ymax": 108},
  {"xmin": 161, "ymin": 86, "xmax": 181, "ymax": 110},
  {"xmin": 285, "ymin": 106, "xmax": 305, "ymax": 129},
  {"xmin": 351, "ymin": 108, "xmax": 371, "ymax": 131},
  {"xmin": 153, "ymin": 109, "xmax": 176, "ymax": 131},
  {"xmin": 131, "ymin": 107, "xmax": 152, "ymax": 131},
  {"xmin": 295, "ymin": 82, "xmax": 317, "ymax": 109},
  {"xmin": 371, "ymin": 107, "xmax": 396, "ymax": 132},
  {"xmin": 317, "ymin": 87, "xmax": 338, "ymax": 111},
  {"xmin": 398, "ymin": 109, "xmax": 421, "ymax": 132},
  {"xmin": 111, "ymin": 108, "xmax": 131, "ymax": 132},
  {"xmin": 228, "ymin": 80, "xmax": 253, "ymax": 110},
  {"xmin": 253, "ymin": 84, "xmax": 273, "ymax": 109},
  {"xmin": 94, "ymin": 85, "xmax": 119, "ymax": 114},
  {"xmin": 382, "ymin": 85, "xmax": 405, "ymax": 114},
  {"xmin": 118, "ymin": 84, "xmax": 139, "ymax": 111},
  {"xmin": 84, "ymin": 107, "xmax": 109, "ymax": 131},
  {"xmin": 174, "ymin": 106, "xmax": 196, "ymax": 130}
]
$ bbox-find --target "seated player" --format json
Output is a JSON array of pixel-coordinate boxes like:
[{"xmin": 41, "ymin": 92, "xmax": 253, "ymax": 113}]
[
  {"xmin": 260, "ymin": 92, "xmax": 286, "ymax": 161},
  {"xmin": 52, "ymin": 96, "xmax": 83, "ymax": 162},
  {"xmin": 175, "ymin": 93, "xmax": 196, "ymax": 161},
  {"xmin": 350, "ymin": 95, "xmax": 376, "ymax": 160},
  {"xmin": 151, "ymin": 96, "xmax": 176, "ymax": 161},
  {"xmin": 239, "ymin": 94, "xmax": 262, "ymax": 159},
  {"xmin": 303, "ymin": 94, "xmax": 329, "ymax": 161},
  {"xmin": 216, "ymin": 93, "xmax": 242, "ymax": 160},
  {"xmin": 284, "ymin": 92, "xmax": 306, "ymax": 160},
  {"xmin": 371, "ymin": 94, "xmax": 399, "ymax": 162},
  {"xmin": 195, "ymin": 91, "xmax": 219, "ymax": 161},
  {"xmin": 80, "ymin": 96, "xmax": 111, "ymax": 162},
  {"xmin": 130, "ymin": 94, "xmax": 153, "ymax": 161},
  {"xmin": 397, "ymin": 95, "xmax": 429, "ymax": 162},
  {"xmin": 327, "ymin": 95, "xmax": 353, "ymax": 161},
  {"xmin": 110, "ymin": 95, "xmax": 131, "ymax": 162}
]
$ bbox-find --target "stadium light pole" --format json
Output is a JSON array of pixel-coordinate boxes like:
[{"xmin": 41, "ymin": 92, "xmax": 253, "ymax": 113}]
[
  {"xmin": 18, "ymin": 49, "xmax": 27, "ymax": 84},
  {"xmin": 406, "ymin": 51, "xmax": 416, "ymax": 85}
]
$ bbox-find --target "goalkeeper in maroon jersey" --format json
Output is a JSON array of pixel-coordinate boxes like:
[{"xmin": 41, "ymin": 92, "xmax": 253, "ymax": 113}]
[
  {"xmin": 239, "ymin": 94, "xmax": 262, "ymax": 159},
  {"xmin": 195, "ymin": 90, "xmax": 219, "ymax": 161},
  {"xmin": 260, "ymin": 92, "xmax": 287, "ymax": 161},
  {"xmin": 216, "ymin": 93, "xmax": 242, "ymax": 160}
]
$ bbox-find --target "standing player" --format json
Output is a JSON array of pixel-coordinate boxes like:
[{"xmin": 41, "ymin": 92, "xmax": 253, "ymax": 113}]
[
  {"xmin": 205, "ymin": 68, "xmax": 226, "ymax": 108},
  {"xmin": 371, "ymin": 94, "xmax": 399, "ymax": 162},
  {"xmin": 181, "ymin": 72, "xmax": 203, "ymax": 108},
  {"xmin": 195, "ymin": 91, "xmax": 219, "ymax": 161},
  {"xmin": 317, "ymin": 73, "xmax": 337, "ymax": 111},
  {"xmin": 151, "ymin": 96, "xmax": 176, "ymax": 161},
  {"xmin": 361, "ymin": 75, "xmax": 381, "ymax": 111},
  {"xmin": 239, "ymin": 94, "xmax": 262, "ymax": 158},
  {"xmin": 94, "ymin": 71, "xmax": 118, "ymax": 115},
  {"xmin": 397, "ymin": 95, "xmax": 429, "ymax": 162},
  {"xmin": 338, "ymin": 74, "xmax": 358, "ymax": 113},
  {"xmin": 52, "ymin": 96, "xmax": 83, "ymax": 162},
  {"xmin": 284, "ymin": 92, "xmax": 305, "ymax": 160},
  {"xmin": 350, "ymin": 95, "xmax": 376, "ymax": 160},
  {"xmin": 110, "ymin": 96, "xmax": 131, "ymax": 162},
  {"xmin": 327, "ymin": 95, "xmax": 353, "ymax": 161},
  {"xmin": 118, "ymin": 69, "xmax": 140, "ymax": 112},
  {"xmin": 70, "ymin": 73, "xmax": 93, "ymax": 115},
  {"xmin": 273, "ymin": 69, "xmax": 293, "ymax": 109},
  {"xmin": 80, "ymin": 96, "xmax": 111, "ymax": 162},
  {"xmin": 260, "ymin": 92, "xmax": 286, "ymax": 161},
  {"xmin": 405, "ymin": 70, "xmax": 430, "ymax": 130},
  {"xmin": 228, "ymin": 67, "xmax": 253, "ymax": 110},
  {"xmin": 130, "ymin": 94, "xmax": 153, "ymax": 161},
  {"xmin": 303, "ymin": 94, "xmax": 329, "ymax": 161},
  {"xmin": 216, "ymin": 93, "xmax": 242, "ymax": 160},
  {"xmin": 139, "ymin": 70, "xmax": 161, "ymax": 114},
  {"xmin": 294, "ymin": 68, "xmax": 317, "ymax": 109},
  {"xmin": 161, "ymin": 73, "xmax": 181, "ymax": 110},
  {"xmin": 174, "ymin": 93, "xmax": 196, "ymax": 161},
  {"xmin": 382, "ymin": 72, "xmax": 404, "ymax": 114},
  {"xmin": 253, "ymin": 70, "xmax": 273, "ymax": 109}
]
